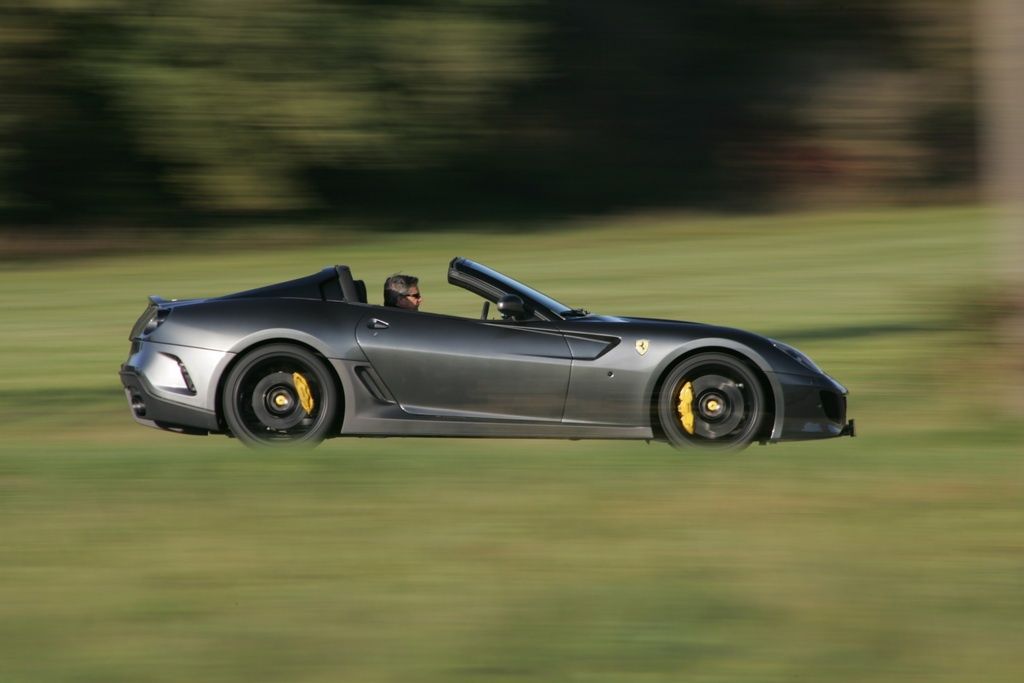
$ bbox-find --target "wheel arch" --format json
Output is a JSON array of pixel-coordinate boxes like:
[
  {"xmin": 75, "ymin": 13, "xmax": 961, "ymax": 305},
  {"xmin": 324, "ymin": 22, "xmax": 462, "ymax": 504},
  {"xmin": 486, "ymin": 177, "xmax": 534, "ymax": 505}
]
[
  {"xmin": 647, "ymin": 342, "xmax": 782, "ymax": 443},
  {"xmin": 214, "ymin": 337, "xmax": 345, "ymax": 437}
]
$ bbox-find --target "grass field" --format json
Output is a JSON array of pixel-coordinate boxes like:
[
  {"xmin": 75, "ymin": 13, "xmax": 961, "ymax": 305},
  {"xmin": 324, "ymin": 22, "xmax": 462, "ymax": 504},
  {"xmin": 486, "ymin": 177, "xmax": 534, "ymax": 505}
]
[{"xmin": 1, "ymin": 207, "xmax": 1022, "ymax": 682}]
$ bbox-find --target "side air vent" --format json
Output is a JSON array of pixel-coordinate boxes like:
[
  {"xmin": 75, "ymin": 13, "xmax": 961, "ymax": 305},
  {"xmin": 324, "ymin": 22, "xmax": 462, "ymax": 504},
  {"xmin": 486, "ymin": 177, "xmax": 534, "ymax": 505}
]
[
  {"xmin": 820, "ymin": 391, "xmax": 845, "ymax": 423},
  {"xmin": 355, "ymin": 366, "xmax": 396, "ymax": 404}
]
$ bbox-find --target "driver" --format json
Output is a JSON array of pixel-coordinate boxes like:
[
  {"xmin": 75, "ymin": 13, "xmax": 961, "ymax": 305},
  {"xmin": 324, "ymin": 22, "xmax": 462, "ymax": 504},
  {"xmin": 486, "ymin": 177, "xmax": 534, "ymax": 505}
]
[{"xmin": 383, "ymin": 274, "xmax": 422, "ymax": 311}]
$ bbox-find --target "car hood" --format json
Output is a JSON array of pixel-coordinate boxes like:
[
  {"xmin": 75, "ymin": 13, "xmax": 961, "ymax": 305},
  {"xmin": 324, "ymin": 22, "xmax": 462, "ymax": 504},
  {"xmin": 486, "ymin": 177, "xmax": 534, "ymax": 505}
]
[
  {"xmin": 560, "ymin": 313, "xmax": 793, "ymax": 368},
  {"xmin": 577, "ymin": 314, "xmax": 770, "ymax": 342}
]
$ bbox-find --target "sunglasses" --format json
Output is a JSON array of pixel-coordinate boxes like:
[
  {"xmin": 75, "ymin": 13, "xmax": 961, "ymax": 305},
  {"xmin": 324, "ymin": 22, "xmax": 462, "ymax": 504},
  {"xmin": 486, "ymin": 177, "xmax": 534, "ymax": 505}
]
[{"xmin": 404, "ymin": 292, "xmax": 422, "ymax": 300}]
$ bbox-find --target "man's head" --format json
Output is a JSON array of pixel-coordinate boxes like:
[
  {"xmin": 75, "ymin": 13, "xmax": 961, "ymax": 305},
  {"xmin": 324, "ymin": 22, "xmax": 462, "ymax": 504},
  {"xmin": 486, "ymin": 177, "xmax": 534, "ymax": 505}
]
[{"xmin": 383, "ymin": 274, "xmax": 422, "ymax": 310}]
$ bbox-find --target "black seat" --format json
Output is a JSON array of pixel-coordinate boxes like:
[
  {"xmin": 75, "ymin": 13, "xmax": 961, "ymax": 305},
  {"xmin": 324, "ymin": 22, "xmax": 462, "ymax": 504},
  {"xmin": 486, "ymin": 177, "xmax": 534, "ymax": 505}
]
[{"xmin": 353, "ymin": 279, "xmax": 367, "ymax": 304}]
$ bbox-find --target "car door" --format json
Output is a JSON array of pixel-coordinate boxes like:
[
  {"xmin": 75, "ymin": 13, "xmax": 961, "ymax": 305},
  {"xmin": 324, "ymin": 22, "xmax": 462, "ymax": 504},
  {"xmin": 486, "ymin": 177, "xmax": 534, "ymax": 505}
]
[{"xmin": 355, "ymin": 308, "xmax": 572, "ymax": 421}]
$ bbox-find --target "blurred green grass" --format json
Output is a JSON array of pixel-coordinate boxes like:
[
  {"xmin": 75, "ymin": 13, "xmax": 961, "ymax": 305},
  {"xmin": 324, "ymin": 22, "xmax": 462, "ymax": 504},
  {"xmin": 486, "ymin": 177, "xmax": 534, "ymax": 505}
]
[{"xmin": 1, "ymin": 207, "xmax": 1022, "ymax": 682}]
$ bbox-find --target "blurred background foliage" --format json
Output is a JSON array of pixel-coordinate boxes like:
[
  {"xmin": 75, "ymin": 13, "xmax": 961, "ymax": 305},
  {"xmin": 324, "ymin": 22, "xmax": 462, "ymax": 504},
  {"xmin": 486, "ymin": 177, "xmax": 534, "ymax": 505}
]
[{"xmin": 0, "ymin": 0, "xmax": 976, "ymax": 225}]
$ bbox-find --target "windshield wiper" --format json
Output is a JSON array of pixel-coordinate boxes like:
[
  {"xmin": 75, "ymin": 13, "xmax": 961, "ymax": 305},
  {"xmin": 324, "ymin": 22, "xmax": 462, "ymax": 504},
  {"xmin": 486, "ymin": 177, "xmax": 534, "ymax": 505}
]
[{"xmin": 561, "ymin": 308, "xmax": 590, "ymax": 318}]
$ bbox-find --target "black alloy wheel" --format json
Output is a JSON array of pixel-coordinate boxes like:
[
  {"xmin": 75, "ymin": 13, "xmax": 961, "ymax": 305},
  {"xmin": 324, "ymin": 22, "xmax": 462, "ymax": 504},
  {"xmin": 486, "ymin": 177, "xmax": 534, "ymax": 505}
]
[
  {"xmin": 222, "ymin": 343, "xmax": 338, "ymax": 447},
  {"xmin": 658, "ymin": 352, "xmax": 766, "ymax": 451}
]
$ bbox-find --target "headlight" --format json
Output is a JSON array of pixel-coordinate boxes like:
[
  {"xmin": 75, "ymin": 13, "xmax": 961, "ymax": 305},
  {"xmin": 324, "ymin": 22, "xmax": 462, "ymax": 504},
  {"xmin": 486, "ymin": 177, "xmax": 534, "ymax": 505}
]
[{"xmin": 771, "ymin": 340, "xmax": 823, "ymax": 374}]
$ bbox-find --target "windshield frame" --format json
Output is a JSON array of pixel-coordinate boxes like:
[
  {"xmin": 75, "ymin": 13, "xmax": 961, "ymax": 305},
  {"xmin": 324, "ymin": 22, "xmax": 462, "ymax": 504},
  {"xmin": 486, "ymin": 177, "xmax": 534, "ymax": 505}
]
[{"xmin": 447, "ymin": 258, "xmax": 576, "ymax": 321}]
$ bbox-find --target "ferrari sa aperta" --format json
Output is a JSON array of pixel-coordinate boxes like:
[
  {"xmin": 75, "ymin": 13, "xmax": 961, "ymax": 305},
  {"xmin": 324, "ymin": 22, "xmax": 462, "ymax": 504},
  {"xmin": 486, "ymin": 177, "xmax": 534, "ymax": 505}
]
[{"xmin": 120, "ymin": 257, "xmax": 854, "ymax": 449}]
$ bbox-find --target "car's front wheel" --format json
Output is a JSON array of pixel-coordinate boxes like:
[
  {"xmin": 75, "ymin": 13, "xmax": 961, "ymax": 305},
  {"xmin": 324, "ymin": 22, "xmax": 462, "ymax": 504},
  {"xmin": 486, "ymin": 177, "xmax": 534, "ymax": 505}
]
[
  {"xmin": 222, "ymin": 343, "xmax": 339, "ymax": 448},
  {"xmin": 658, "ymin": 352, "xmax": 766, "ymax": 451}
]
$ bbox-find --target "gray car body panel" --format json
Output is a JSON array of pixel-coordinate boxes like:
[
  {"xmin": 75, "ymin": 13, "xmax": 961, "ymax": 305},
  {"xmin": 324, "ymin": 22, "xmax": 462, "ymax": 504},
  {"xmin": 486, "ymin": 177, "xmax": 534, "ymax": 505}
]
[
  {"xmin": 149, "ymin": 298, "xmax": 369, "ymax": 361},
  {"xmin": 120, "ymin": 258, "xmax": 851, "ymax": 444},
  {"xmin": 355, "ymin": 307, "xmax": 572, "ymax": 422}
]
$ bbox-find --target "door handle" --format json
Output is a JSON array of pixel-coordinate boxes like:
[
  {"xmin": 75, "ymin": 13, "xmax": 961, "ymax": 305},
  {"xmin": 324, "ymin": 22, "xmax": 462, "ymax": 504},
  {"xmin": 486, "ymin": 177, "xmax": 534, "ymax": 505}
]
[{"xmin": 367, "ymin": 318, "xmax": 390, "ymax": 330}]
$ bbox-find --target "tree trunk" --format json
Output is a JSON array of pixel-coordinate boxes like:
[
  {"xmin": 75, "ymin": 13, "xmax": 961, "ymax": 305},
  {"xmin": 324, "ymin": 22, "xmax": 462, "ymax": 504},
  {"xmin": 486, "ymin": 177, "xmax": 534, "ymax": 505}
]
[{"xmin": 977, "ymin": 0, "xmax": 1024, "ymax": 415}]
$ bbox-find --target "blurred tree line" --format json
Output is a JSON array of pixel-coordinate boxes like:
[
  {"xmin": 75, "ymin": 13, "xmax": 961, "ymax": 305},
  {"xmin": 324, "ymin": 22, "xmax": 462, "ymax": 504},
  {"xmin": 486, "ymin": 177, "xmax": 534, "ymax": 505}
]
[{"xmin": 0, "ymin": 0, "xmax": 974, "ymax": 226}]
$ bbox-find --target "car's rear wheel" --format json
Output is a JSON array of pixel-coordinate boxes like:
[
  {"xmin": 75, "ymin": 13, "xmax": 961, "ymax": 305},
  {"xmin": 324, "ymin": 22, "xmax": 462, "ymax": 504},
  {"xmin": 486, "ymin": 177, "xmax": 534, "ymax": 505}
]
[
  {"xmin": 222, "ymin": 343, "xmax": 338, "ymax": 448},
  {"xmin": 658, "ymin": 352, "xmax": 765, "ymax": 451}
]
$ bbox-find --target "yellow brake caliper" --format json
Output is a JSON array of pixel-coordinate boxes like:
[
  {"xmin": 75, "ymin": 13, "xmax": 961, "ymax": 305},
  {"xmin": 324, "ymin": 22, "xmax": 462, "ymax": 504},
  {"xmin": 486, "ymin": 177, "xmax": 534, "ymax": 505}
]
[
  {"xmin": 292, "ymin": 372, "xmax": 315, "ymax": 415},
  {"xmin": 677, "ymin": 381, "xmax": 695, "ymax": 435}
]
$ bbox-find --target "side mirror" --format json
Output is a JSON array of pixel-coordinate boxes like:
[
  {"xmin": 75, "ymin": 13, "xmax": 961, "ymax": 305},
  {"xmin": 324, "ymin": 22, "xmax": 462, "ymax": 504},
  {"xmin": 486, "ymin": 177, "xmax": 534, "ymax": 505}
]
[{"xmin": 496, "ymin": 294, "xmax": 527, "ymax": 320}]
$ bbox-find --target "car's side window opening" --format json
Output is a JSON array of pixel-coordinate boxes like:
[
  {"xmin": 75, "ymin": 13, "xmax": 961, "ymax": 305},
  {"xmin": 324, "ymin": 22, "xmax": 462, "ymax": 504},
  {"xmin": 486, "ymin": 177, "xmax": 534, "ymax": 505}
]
[
  {"xmin": 355, "ymin": 289, "xmax": 491, "ymax": 322},
  {"xmin": 354, "ymin": 272, "xmax": 545, "ymax": 322}
]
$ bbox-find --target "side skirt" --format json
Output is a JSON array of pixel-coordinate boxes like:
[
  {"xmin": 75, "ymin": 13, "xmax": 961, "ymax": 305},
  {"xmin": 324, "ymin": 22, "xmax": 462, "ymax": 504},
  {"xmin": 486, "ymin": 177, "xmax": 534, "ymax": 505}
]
[
  {"xmin": 330, "ymin": 359, "xmax": 654, "ymax": 440},
  {"xmin": 341, "ymin": 418, "xmax": 653, "ymax": 440}
]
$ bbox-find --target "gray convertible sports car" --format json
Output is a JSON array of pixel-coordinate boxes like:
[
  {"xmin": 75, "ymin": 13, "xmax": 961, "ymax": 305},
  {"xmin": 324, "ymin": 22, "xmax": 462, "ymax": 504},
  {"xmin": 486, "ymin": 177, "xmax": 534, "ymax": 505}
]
[{"xmin": 120, "ymin": 257, "xmax": 854, "ymax": 449}]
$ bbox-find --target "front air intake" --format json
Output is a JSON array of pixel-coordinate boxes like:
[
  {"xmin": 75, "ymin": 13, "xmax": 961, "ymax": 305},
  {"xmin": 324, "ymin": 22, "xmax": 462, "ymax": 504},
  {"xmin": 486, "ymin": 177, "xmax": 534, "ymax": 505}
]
[
  {"xmin": 131, "ymin": 394, "xmax": 147, "ymax": 417},
  {"xmin": 820, "ymin": 391, "xmax": 845, "ymax": 423}
]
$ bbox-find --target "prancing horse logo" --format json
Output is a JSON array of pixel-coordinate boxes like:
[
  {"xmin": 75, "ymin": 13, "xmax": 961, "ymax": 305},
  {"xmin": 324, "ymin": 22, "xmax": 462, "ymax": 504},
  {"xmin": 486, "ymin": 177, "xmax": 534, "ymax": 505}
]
[{"xmin": 635, "ymin": 339, "xmax": 650, "ymax": 356}]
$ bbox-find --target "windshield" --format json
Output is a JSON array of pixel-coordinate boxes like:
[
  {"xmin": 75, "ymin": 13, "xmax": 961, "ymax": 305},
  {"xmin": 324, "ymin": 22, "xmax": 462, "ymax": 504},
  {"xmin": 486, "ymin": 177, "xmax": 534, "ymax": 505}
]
[{"xmin": 464, "ymin": 261, "xmax": 576, "ymax": 317}]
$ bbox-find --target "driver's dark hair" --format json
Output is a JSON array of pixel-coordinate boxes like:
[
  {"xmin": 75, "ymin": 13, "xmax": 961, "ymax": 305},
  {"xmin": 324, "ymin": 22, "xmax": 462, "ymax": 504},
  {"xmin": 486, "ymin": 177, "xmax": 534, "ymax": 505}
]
[{"xmin": 383, "ymin": 274, "xmax": 418, "ymax": 307}]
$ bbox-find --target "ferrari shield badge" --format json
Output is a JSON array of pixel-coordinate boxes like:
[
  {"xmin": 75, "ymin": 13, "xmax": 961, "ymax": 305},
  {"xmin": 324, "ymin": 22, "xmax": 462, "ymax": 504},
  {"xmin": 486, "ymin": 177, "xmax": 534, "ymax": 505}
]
[{"xmin": 635, "ymin": 339, "xmax": 650, "ymax": 356}]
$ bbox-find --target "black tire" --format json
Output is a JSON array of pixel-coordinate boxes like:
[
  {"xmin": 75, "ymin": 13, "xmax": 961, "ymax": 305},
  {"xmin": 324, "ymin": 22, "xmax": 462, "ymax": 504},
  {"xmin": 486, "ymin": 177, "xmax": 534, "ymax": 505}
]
[
  {"xmin": 658, "ymin": 352, "xmax": 766, "ymax": 451},
  {"xmin": 222, "ymin": 343, "xmax": 339, "ymax": 448}
]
